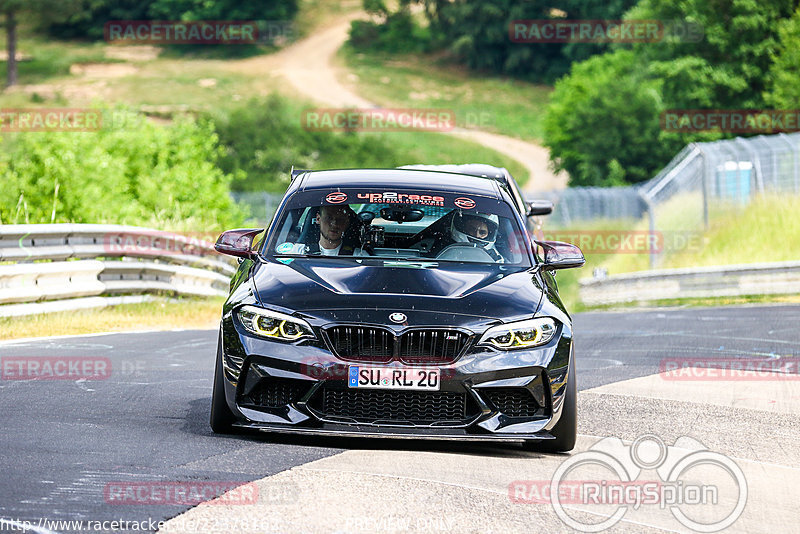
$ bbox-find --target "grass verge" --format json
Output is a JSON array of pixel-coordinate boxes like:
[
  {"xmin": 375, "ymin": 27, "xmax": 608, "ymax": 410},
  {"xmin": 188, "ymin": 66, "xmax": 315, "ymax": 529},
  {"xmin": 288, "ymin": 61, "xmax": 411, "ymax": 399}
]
[
  {"xmin": 0, "ymin": 37, "xmax": 115, "ymax": 87},
  {"xmin": 578, "ymin": 294, "xmax": 800, "ymax": 313},
  {"xmin": 1, "ymin": 36, "xmax": 528, "ymax": 187},
  {"xmin": 339, "ymin": 46, "xmax": 552, "ymax": 142},
  {"xmin": 602, "ymin": 194, "xmax": 800, "ymax": 274},
  {"xmin": 550, "ymin": 194, "xmax": 800, "ymax": 311},
  {"xmin": 0, "ymin": 297, "xmax": 223, "ymax": 340}
]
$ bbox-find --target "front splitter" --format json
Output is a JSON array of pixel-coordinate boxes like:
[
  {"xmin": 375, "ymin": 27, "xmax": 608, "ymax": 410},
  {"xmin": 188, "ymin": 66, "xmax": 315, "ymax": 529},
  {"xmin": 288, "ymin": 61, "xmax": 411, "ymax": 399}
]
[{"xmin": 232, "ymin": 422, "xmax": 555, "ymax": 442}]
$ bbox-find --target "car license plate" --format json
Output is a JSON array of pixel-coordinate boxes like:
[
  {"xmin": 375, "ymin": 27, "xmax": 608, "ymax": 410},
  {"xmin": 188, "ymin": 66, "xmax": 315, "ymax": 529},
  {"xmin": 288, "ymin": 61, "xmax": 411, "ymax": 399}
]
[{"xmin": 348, "ymin": 366, "xmax": 440, "ymax": 391}]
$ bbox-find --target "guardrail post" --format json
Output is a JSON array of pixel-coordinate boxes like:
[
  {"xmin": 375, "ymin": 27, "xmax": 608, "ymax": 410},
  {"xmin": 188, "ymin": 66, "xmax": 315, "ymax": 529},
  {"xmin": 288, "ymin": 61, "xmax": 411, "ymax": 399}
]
[
  {"xmin": 695, "ymin": 143, "xmax": 711, "ymax": 231},
  {"xmin": 639, "ymin": 192, "xmax": 657, "ymax": 270}
]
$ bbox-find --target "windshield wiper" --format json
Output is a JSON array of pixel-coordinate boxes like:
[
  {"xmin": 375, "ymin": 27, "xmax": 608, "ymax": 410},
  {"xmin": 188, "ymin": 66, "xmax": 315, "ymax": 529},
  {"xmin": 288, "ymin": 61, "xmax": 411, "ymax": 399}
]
[{"xmin": 381, "ymin": 259, "xmax": 438, "ymax": 268}]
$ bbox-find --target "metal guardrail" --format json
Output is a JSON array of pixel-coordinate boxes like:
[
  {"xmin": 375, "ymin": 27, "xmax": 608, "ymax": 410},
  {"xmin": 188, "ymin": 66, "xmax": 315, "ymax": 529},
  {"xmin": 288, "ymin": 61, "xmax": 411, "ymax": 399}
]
[
  {"xmin": 0, "ymin": 224, "xmax": 236, "ymax": 317},
  {"xmin": 579, "ymin": 261, "xmax": 800, "ymax": 306}
]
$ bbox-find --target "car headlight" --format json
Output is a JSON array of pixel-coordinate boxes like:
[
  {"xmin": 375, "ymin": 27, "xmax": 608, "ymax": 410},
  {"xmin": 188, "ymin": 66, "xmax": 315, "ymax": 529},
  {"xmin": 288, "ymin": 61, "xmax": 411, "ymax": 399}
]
[
  {"xmin": 237, "ymin": 305, "xmax": 315, "ymax": 342},
  {"xmin": 478, "ymin": 317, "xmax": 557, "ymax": 350}
]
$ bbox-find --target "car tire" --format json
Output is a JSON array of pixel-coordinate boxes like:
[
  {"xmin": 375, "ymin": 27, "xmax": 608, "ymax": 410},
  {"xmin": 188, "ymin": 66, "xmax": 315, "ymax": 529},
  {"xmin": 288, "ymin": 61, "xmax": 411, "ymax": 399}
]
[
  {"xmin": 210, "ymin": 334, "xmax": 237, "ymax": 434},
  {"xmin": 526, "ymin": 359, "xmax": 576, "ymax": 453}
]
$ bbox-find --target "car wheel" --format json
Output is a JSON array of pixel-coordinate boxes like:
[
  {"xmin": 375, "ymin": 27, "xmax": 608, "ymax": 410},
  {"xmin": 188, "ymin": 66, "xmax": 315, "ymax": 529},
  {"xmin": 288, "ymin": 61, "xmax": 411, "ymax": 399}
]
[
  {"xmin": 210, "ymin": 334, "xmax": 237, "ymax": 434},
  {"xmin": 526, "ymin": 359, "xmax": 576, "ymax": 453}
]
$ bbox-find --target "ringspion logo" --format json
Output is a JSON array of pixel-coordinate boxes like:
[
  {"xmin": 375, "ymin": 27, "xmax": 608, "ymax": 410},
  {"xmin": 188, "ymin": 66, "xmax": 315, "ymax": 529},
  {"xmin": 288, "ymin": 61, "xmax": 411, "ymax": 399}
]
[{"xmin": 512, "ymin": 434, "xmax": 747, "ymax": 532}]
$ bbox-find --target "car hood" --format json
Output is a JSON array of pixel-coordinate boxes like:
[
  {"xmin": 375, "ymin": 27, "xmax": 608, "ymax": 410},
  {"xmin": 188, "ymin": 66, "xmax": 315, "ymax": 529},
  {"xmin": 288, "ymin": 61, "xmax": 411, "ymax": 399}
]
[{"xmin": 252, "ymin": 258, "xmax": 544, "ymax": 323}]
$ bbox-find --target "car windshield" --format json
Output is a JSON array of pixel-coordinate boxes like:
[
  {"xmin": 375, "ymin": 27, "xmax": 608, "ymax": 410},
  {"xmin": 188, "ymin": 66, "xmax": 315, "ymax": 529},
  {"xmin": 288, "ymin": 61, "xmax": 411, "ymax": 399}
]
[{"xmin": 265, "ymin": 188, "xmax": 531, "ymax": 266}]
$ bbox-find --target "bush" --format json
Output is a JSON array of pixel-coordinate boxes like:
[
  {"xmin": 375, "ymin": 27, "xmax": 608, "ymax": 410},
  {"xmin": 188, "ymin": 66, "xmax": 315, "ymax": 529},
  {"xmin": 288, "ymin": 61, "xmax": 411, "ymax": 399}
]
[
  {"xmin": 0, "ymin": 110, "xmax": 245, "ymax": 231},
  {"xmin": 349, "ymin": 10, "xmax": 432, "ymax": 53},
  {"xmin": 208, "ymin": 95, "xmax": 408, "ymax": 192},
  {"xmin": 349, "ymin": 20, "xmax": 382, "ymax": 49}
]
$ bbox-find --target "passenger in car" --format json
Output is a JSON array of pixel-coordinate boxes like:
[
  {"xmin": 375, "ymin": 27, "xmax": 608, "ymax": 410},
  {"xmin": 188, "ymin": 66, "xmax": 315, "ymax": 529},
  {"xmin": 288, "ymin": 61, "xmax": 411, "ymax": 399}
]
[{"xmin": 427, "ymin": 211, "xmax": 506, "ymax": 262}]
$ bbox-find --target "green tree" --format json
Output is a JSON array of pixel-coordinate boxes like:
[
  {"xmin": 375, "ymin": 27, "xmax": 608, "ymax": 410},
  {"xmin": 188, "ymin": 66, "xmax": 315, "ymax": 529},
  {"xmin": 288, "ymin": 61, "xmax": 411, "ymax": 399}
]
[
  {"xmin": 543, "ymin": 50, "xmax": 674, "ymax": 186},
  {"xmin": 385, "ymin": 0, "xmax": 637, "ymax": 82},
  {"xmin": 45, "ymin": 0, "xmax": 153, "ymax": 40},
  {"xmin": 628, "ymin": 0, "xmax": 794, "ymax": 109},
  {"xmin": 45, "ymin": 0, "xmax": 298, "ymax": 41},
  {"xmin": 350, "ymin": 0, "xmax": 434, "ymax": 53},
  {"xmin": 765, "ymin": 6, "xmax": 800, "ymax": 108},
  {"xmin": 544, "ymin": 0, "xmax": 797, "ymax": 186},
  {"xmin": 146, "ymin": 0, "xmax": 298, "ymax": 22},
  {"xmin": 0, "ymin": 0, "xmax": 80, "ymax": 86}
]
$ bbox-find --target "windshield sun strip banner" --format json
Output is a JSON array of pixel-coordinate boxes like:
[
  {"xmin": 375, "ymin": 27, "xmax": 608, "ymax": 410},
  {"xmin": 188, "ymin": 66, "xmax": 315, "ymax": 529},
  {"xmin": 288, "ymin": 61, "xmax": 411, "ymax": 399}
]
[{"xmin": 291, "ymin": 189, "xmax": 500, "ymax": 212}]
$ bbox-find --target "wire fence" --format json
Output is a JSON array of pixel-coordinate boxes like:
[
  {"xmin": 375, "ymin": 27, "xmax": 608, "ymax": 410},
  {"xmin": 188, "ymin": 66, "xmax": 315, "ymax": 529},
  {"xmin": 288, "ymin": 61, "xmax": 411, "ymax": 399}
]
[{"xmin": 527, "ymin": 132, "xmax": 800, "ymax": 266}]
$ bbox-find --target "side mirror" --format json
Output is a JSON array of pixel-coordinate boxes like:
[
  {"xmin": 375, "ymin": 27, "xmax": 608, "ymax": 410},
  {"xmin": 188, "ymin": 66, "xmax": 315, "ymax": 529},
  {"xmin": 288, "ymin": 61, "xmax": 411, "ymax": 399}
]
[
  {"xmin": 215, "ymin": 228, "xmax": 264, "ymax": 259},
  {"xmin": 535, "ymin": 240, "xmax": 585, "ymax": 271},
  {"xmin": 527, "ymin": 200, "xmax": 554, "ymax": 217}
]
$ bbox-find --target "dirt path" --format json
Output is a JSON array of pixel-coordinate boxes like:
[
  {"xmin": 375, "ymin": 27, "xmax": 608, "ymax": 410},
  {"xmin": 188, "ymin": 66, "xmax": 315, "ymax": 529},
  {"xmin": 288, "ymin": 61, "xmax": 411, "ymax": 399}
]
[{"xmin": 263, "ymin": 15, "xmax": 567, "ymax": 192}]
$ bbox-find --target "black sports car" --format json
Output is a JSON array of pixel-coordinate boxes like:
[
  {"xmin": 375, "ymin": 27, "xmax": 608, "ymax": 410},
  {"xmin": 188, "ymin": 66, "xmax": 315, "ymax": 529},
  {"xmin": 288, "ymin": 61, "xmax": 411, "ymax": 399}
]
[{"xmin": 211, "ymin": 167, "xmax": 584, "ymax": 451}]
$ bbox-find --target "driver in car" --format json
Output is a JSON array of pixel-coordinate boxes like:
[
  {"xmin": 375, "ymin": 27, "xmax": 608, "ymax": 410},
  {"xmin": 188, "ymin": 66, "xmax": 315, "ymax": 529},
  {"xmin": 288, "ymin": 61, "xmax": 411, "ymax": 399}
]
[
  {"xmin": 429, "ymin": 211, "xmax": 505, "ymax": 262},
  {"xmin": 308, "ymin": 205, "xmax": 361, "ymax": 256}
]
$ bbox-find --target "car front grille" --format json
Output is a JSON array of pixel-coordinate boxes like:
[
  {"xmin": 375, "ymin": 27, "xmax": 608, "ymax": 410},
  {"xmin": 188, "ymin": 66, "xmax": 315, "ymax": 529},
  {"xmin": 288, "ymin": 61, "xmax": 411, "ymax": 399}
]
[
  {"xmin": 310, "ymin": 387, "xmax": 478, "ymax": 425},
  {"xmin": 242, "ymin": 378, "xmax": 310, "ymax": 409},
  {"xmin": 325, "ymin": 326, "xmax": 471, "ymax": 364},
  {"xmin": 326, "ymin": 326, "xmax": 395, "ymax": 363},
  {"xmin": 483, "ymin": 388, "xmax": 543, "ymax": 418},
  {"xmin": 398, "ymin": 330, "xmax": 470, "ymax": 364}
]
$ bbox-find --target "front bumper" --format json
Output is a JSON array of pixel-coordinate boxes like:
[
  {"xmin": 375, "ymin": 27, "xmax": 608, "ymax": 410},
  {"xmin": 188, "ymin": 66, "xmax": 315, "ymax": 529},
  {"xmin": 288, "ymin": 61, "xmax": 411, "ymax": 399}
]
[{"xmin": 219, "ymin": 314, "xmax": 573, "ymax": 442}]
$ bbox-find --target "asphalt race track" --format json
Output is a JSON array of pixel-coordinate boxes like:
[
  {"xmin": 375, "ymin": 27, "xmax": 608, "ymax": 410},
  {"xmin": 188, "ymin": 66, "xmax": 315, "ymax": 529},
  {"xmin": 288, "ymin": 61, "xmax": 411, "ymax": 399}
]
[{"xmin": 1, "ymin": 304, "xmax": 799, "ymax": 533}]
